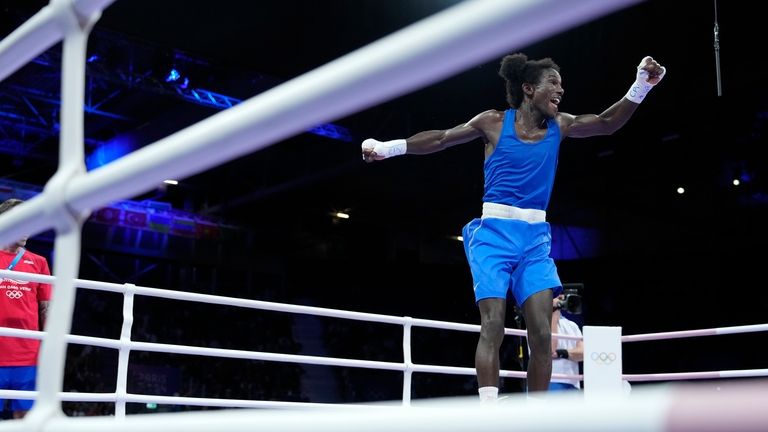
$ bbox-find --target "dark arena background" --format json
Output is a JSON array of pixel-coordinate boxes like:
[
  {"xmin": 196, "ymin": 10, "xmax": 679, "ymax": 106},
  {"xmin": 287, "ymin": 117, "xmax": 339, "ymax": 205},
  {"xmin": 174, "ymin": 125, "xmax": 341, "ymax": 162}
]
[{"xmin": 1, "ymin": 0, "xmax": 766, "ymax": 416}]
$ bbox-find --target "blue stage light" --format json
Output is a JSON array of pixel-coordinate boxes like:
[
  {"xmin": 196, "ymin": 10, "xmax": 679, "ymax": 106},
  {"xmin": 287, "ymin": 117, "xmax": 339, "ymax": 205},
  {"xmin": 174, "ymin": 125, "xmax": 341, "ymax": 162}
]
[
  {"xmin": 85, "ymin": 135, "xmax": 136, "ymax": 170},
  {"xmin": 165, "ymin": 68, "xmax": 181, "ymax": 83},
  {"xmin": 739, "ymin": 171, "xmax": 752, "ymax": 183}
]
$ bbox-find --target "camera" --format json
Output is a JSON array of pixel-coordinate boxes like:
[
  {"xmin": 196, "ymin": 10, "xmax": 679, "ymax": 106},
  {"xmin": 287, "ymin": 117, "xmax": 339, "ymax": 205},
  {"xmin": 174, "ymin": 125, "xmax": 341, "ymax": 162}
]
[{"xmin": 555, "ymin": 283, "xmax": 583, "ymax": 315}]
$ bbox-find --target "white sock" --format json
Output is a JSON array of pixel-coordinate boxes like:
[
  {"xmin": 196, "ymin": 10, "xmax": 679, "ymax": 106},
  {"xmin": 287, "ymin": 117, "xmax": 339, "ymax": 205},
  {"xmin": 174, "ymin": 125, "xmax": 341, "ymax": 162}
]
[{"xmin": 478, "ymin": 386, "xmax": 499, "ymax": 402}]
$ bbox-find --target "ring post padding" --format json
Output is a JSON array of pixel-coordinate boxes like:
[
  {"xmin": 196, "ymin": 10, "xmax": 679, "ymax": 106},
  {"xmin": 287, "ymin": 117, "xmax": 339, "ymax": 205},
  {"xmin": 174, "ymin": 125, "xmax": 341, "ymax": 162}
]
[{"xmin": 583, "ymin": 326, "xmax": 623, "ymax": 398}]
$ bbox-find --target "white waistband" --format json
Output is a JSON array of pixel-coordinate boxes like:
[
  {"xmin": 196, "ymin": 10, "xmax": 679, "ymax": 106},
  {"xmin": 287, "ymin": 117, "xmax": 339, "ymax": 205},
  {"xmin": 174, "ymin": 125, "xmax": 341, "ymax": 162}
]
[{"xmin": 481, "ymin": 202, "xmax": 546, "ymax": 223}]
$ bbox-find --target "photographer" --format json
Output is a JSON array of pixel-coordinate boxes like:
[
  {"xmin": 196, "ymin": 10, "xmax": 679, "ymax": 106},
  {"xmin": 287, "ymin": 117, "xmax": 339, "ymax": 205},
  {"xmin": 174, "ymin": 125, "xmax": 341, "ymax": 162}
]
[{"xmin": 550, "ymin": 292, "xmax": 584, "ymax": 391}]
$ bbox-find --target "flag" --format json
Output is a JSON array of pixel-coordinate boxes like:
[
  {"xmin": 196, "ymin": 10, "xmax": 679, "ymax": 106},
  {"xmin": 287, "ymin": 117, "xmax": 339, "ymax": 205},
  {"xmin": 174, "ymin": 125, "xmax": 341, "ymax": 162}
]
[
  {"xmin": 92, "ymin": 206, "xmax": 121, "ymax": 224},
  {"xmin": 0, "ymin": 185, "xmax": 13, "ymax": 200},
  {"xmin": 148, "ymin": 213, "xmax": 171, "ymax": 233},
  {"xmin": 171, "ymin": 216, "xmax": 196, "ymax": 237},
  {"xmin": 195, "ymin": 220, "xmax": 220, "ymax": 239},
  {"xmin": 123, "ymin": 209, "xmax": 147, "ymax": 229}
]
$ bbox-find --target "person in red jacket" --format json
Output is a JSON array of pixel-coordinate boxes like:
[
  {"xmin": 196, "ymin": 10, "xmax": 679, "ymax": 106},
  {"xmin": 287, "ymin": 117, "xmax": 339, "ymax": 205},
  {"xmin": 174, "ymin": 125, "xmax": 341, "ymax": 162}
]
[{"xmin": 0, "ymin": 198, "xmax": 52, "ymax": 419}]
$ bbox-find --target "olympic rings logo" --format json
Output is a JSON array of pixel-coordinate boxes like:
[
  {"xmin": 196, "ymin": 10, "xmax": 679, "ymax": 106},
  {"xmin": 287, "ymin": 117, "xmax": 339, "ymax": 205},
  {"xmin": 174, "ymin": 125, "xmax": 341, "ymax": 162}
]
[
  {"xmin": 5, "ymin": 290, "xmax": 23, "ymax": 299},
  {"xmin": 590, "ymin": 351, "xmax": 617, "ymax": 365}
]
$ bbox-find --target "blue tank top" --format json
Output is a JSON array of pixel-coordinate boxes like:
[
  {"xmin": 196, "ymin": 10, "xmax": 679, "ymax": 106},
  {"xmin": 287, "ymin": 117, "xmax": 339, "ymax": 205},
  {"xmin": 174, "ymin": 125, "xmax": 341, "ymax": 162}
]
[{"xmin": 482, "ymin": 109, "xmax": 561, "ymax": 210}]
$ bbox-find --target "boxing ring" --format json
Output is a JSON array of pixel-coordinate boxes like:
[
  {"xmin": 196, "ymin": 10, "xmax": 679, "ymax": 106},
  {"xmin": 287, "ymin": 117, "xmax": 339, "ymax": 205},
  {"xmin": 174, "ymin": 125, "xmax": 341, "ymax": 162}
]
[
  {"xmin": 1, "ymin": 271, "xmax": 767, "ymax": 431},
  {"xmin": 1, "ymin": 0, "xmax": 767, "ymax": 431}
]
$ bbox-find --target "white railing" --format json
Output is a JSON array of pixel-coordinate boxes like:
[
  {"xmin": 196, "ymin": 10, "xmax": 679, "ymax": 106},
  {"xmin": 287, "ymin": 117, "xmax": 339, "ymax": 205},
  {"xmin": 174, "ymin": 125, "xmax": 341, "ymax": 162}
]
[
  {"xmin": 621, "ymin": 324, "xmax": 768, "ymax": 342},
  {"xmin": 619, "ymin": 324, "xmax": 768, "ymax": 382},
  {"xmin": 0, "ymin": 271, "xmax": 550, "ymax": 414},
  {"xmin": 2, "ymin": 267, "xmax": 767, "ymax": 416}
]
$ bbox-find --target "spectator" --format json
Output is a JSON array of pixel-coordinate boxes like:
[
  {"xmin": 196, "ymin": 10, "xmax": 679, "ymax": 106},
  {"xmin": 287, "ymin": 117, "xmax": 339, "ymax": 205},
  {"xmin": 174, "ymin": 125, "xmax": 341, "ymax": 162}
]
[{"xmin": 0, "ymin": 198, "xmax": 53, "ymax": 419}]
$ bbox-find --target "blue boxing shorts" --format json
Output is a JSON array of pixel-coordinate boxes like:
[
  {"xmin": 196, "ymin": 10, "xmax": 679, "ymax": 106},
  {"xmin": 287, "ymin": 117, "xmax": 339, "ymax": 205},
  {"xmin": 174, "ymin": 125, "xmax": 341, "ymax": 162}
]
[{"xmin": 462, "ymin": 217, "xmax": 562, "ymax": 306}]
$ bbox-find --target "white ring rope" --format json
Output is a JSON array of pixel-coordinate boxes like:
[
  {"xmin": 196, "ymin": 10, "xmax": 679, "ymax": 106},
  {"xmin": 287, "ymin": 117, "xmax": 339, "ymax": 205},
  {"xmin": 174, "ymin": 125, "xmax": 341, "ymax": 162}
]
[
  {"xmin": 0, "ymin": 278, "xmax": 763, "ymax": 409},
  {"xmin": 621, "ymin": 324, "xmax": 768, "ymax": 342},
  {"xmin": 0, "ymin": 269, "xmax": 567, "ymax": 338},
  {"xmin": 0, "ymin": 270, "xmax": 539, "ymax": 407},
  {"xmin": 1, "ymin": 267, "xmax": 767, "ymax": 412}
]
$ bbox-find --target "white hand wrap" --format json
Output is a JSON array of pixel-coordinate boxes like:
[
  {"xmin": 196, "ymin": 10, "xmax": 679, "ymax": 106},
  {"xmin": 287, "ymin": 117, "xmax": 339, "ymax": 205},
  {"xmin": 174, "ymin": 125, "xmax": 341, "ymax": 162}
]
[
  {"xmin": 361, "ymin": 138, "xmax": 407, "ymax": 159},
  {"xmin": 625, "ymin": 56, "xmax": 665, "ymax": 104}
]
